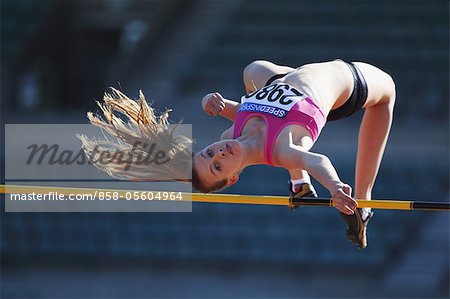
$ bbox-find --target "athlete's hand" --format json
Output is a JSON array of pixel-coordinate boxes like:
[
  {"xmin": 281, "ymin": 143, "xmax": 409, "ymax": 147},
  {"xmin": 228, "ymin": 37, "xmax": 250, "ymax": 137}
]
[
  {"xmin": 202, "ymin": 92, "xmax": 226, "ymax": 116},
  {"xmin": 331, "ymin": 183, "xmax": 358, "ymax": 215}
]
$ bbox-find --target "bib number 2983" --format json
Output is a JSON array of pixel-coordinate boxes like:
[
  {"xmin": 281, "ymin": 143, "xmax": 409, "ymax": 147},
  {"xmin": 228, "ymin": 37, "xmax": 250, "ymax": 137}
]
[{"xmin": 244, "ymin": 83, "xmax": 303, "ymax": 106}]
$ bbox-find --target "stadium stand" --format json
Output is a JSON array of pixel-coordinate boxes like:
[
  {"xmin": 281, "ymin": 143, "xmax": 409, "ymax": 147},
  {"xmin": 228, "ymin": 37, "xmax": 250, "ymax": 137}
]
[{"xmin": 2, "ymin": 0, "xmax": 448, "ymax": 297}]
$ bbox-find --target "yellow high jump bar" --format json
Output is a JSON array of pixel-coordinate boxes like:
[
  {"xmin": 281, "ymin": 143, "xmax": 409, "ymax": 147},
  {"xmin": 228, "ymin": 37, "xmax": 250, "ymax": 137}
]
[{"xmin": 0, "ymin": 184, "xmax": 449, "ymax": 211}]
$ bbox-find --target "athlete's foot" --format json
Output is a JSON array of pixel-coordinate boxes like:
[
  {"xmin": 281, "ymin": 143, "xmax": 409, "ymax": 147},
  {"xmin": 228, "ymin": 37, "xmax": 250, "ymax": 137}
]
[
  {"xmin": 340, "ymin": 208, "xmax": 374, "ymax": 249},
  {"xmin": 288, "ymin": 182, "xmax": 318, "ymax": 210}
]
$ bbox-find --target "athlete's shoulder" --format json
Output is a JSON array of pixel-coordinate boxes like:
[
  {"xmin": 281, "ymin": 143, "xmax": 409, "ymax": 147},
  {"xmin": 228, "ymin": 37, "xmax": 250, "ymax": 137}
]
[{"xmin": 220, "ymin": 126, "xmax": 234, "ymax": 140}]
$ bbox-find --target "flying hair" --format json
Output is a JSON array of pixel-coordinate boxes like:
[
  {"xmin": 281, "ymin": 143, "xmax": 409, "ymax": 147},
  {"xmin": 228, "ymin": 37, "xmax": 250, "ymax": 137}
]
[{"xmin": 77, "ymin": 88, "xmax": 193, "ymax": 182}]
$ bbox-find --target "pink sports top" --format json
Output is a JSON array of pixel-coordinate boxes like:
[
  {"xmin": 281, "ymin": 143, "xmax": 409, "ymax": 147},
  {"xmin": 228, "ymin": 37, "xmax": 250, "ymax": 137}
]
[{"xmin": 232, "ymin": 83, "xmax": 326, "ymax": 165}]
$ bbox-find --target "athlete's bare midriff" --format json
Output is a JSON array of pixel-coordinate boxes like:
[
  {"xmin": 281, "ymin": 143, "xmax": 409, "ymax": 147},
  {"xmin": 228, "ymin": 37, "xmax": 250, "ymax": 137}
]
[{"xmin": 273, "ymin": 60, "xmax": 355, "ymax": 113}]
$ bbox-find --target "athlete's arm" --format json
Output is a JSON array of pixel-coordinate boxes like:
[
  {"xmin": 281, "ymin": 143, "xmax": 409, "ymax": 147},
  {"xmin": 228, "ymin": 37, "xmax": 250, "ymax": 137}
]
[
  {"xmin": 202, "ymin": 92, "xmax": 240, "ymax": 121},
  {"xmin": 278, "ymin": 145, "xmax": 357, "ymax": 214}
]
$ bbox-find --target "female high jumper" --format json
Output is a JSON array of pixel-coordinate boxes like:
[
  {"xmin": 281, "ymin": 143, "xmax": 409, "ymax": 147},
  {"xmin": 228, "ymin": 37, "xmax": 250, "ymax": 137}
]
[{"xmin": 79, "ymin": 59, "xmax": 396, "ymax": 249}]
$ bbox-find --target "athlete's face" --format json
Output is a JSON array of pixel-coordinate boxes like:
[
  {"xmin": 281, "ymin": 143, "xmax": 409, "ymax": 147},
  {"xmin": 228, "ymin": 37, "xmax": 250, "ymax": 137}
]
[{"xmin": 193, "ymin": 140, "xmax": 243, "ymax": 189}]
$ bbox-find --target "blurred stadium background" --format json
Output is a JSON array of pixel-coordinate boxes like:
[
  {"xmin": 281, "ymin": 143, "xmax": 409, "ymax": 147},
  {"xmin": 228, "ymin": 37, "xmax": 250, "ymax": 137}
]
[{"xmin": 1, "ymin": 0, "xmax": 449, "ymax": 298}]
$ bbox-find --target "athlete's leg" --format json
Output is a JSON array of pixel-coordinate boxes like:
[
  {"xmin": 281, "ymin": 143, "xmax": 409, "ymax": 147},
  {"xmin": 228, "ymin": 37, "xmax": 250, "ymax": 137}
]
[
  {"xmin": 352, "ymin": 62, "xmax": 396, "ymax": 200},
  {"xmin": 243, "ymin": 60, "xmax": 295, "ymax": 93},
  {"xmin": 288, "ymin": 169, "xmax": 310, "ymax": 181},
  {"xmin": 288, "ymin": 169, "xmax": 317, "ymax": 198}
]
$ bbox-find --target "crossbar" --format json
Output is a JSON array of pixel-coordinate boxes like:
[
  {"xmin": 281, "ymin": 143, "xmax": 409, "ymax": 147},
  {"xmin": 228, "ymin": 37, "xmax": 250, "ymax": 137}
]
[{"xmin": 0, "ymin": 184, "xmax": 449, "ymax": 211}]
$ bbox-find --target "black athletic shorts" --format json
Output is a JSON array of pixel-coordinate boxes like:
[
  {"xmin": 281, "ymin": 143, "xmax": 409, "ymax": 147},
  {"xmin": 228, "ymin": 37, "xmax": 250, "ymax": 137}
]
[{"xmin": 264, "ymin": 60, "xmax": 368, "ymax": 121}]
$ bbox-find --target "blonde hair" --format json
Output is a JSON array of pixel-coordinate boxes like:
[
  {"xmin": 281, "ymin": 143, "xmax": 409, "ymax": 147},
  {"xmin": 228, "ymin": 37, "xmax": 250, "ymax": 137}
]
[{"xmin": 77, "ymin": 88, "xmax": 193, "ymax": 182}]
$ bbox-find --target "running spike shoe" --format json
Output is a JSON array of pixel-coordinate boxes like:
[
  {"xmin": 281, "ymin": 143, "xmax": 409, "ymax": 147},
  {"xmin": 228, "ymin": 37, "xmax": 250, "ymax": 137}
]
[
  {"xmin": 340, "ymin": 208, "xmax": 374, "ymax": 249},
  {"xmin": 288, "ymin": 182, "xmax": 318, "ymax": 210}
]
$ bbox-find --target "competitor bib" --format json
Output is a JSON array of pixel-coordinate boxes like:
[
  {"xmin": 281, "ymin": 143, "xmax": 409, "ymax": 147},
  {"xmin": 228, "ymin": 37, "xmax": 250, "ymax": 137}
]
[{"xmin": 239, "ymin": 83, "xmax": 307, "ymax": 118}]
